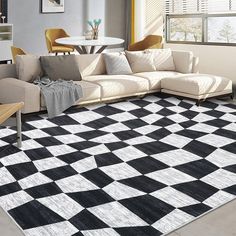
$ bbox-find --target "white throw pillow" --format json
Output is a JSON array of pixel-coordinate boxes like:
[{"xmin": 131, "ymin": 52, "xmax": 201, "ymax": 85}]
[
  {"xmin": 16, "ymin": 55, "xmax": 43, "ymax": 82},
  {"xmin": 125, "ymin": 50, "xmax": 156, "ymax": 73},
  {"xmin": 103, "ymin": 52, "xmax": 132, "ymax": 75},
  {"xmin": 148, "ymin": 48, "xmax": 176, "ymax": 71}
]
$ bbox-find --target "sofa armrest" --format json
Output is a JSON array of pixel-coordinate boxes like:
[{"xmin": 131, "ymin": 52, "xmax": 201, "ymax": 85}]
[
  {"xmin": 0, "ymin": 64, "xmax": 17, "ymax": 80},
  {"xmin": 0, "ymin": 78, "xmax": 41, "ymax": 114},
  {"xmin": 172, "ymin": 50, "xmax": 194, "ymax": 74}
]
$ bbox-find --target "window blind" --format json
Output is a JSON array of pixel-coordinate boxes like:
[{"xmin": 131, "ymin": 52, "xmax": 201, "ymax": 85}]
[{"xmin": 165, "ymin": 0, "xmax": 236, "ymax": 14}]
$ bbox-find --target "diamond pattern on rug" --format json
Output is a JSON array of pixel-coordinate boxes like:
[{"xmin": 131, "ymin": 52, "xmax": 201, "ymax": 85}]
[{"xmin": 0, "ymin": 95, "xmax": 236, "ymax": 236}]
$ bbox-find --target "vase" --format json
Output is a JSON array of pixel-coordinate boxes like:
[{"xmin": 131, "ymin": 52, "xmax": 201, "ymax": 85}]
[{"xmin": 93, "ymin": 29, "xmax": 99, "ymax": 40}]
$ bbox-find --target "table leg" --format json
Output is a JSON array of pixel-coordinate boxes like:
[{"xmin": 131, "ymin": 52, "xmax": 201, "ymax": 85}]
[
  {"xmin": 74, "ymin": 46, "xmax": 85, "ymax": 54},
  {"xmin": 81, "ymin": 46, "xmax": 88, "ymax": 54},
  {"xmin": 96, "ymin": 46, "xmax": 108, "ymax": 54},
  {"xmin": 90, "ymin": 46, "xmax": 95, "ymax": 54},
  {"xmin": 16, "ymin": 110, "xmax": 22, "ymax": 148}
]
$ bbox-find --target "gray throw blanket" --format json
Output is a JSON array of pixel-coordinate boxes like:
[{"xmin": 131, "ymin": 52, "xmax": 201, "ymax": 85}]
[{"xmin": 34, "ymin": 77, "xmax": 83, "ymax": 118}]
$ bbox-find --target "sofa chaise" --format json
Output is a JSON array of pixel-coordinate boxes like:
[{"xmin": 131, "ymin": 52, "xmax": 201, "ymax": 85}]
[{"xmin": 0, "ymin": 50, "xmax": 233, "ymax": 114}]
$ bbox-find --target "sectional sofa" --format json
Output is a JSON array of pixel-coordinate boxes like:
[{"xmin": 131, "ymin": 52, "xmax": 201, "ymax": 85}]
[{"xmin": 0, "ymin": 50, "xmax": 233, "ymax": 114}]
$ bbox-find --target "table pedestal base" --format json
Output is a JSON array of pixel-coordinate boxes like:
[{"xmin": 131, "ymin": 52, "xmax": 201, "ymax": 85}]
[{"xmin": 74, "ymin": 45, "xmax": 108, "ymax": 54}]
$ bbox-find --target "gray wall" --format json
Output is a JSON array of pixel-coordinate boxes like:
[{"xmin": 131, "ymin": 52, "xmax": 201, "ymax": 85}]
[{"xmin": 8, "ymin": 0, "xmax": 126, "ymax": 55}]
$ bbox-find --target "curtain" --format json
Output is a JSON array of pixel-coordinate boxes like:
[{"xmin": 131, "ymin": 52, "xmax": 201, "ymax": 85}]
[{"xmin": 124, "ymin": 0, "xmax": 132, "ymax": 49}]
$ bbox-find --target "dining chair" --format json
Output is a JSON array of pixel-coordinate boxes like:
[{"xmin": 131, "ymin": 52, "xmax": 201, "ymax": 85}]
[
  {"xmin": 128, "ymin": 35, "xmax": 163, "ymax": 51},
  {"xmin": 45, "ymin": 28, "xmax": 74, "ymax": 55},
  {"xmin": 11, "ymin": 46, "xmax": 27, "ymax": 63}
]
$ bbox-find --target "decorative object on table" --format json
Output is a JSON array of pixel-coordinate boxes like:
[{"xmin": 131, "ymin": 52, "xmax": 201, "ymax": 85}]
[
  {"xmin": 41, "ymin": 0, "xmax": 65, "ymax": 13},
  {"xmin": 84, "ymin": 30, "xmax": 93, "ymax": 40},
  {"xmin": 87, "ymin": 19, "xmax": 102, "ymax": 40}
]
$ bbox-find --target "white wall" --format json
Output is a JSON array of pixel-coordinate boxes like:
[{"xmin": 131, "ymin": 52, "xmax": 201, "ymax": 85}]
[
  {"xmin": 166, "ymin": 43, "xmax": 236, "ymax": 87},
  {"xmin": 8, "ymin": 0, "xmax": 126, "ymax": 55}
]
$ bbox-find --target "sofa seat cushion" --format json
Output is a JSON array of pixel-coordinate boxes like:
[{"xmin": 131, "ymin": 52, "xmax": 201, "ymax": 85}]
[
  {"xmin": 135, "ymin": 71, "xmax": 181, "ymax": 91},
  {"xmin": 41, "ymin": 80, "xmax": 101, "ymax": 108},
  {"xmin": 84, "ymin": 75, "xmax": 149, "ymax": 98},
  {"xmin": 161, "ymin": 74, "xmax": 232, "ymax": 96}
]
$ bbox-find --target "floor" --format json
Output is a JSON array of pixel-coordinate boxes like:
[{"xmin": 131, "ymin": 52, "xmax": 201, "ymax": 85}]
[{"xmin": 0, "ymin": 199, "xmax": 235, "ymax": 236}]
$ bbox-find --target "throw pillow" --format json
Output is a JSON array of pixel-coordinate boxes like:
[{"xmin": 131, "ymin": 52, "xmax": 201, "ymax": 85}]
[
  {"xmin": 40, "ymin": 55, "xmax": 81, "ymax": 81},
  {"xmin": 125, "ymin": 50, "xmax": 156, "ymax": 73},
  {"xmin": 148, "ymin": 48, "xmax": 176, "ymax": 71},
  {"xmin": 103, "ymin": 52, "xmax": 132, "ymax": 75},
  {"xmin": 16, "ymin": 55, "xmax": 42, "ymax": 82}
]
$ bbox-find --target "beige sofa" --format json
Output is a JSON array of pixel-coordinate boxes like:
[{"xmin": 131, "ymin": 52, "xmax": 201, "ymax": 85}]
[{"xmin": 0, "ymin": 50, "xmax": 233, "ymax": 114}]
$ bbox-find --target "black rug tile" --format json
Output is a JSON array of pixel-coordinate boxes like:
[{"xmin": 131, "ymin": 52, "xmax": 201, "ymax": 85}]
[
  {"xmin": 25, "ymin": 182, "xmax": 63, "ymax": 199},
  {"xmin": 57, "ymin": 151, "xmax": 90, "ymax": 164},
  {"xmin": 205, "ymin": 110, "xmax": 225, "ymax": 118},
  {"xmin": 82, "ymin": 169, "xmax": 114, "ymax": 188},
  {"xmin": 175, "ymin": 159, "xmax": 218, "ymax": 179},
  {"xmin": 42, "ymin": 127, "xmax": 71, "ymax": 136},
  {"xmin": 34, "ymin": 137, "xmax": 63, "ymax": 147},
  {"xmin": 120, "ymin": 176, "xmax": 166, "ymax": 193},
  {"xmin": 49, "ymin": 115, "xmax": 79, "ymax": 126},
  {"xmin": 173, "ymin": 181, "xmax": 219, "ymax": 202},
  {"xmin": 180, "ymin": 203, "xmax": 212, "ymax": 217},
  {"xmin": 85, "ymin": 117, "xmax": 116, "ymax": 129},
  {"xmin": 158, "ymin": 108, "xmax": 175, "ymax": 117},
  {"xmin": 77, "ymin": 131, "xmax": 108, "ymax": 140},
  {"xmin": 127, "ymin": 157, "xmax": 169, "ymax": 174},
  {"xmin": 130, "ymin": 108, "xmax": 153, "ymax": 118},
  {"xmin": 69, "ymin": 209, "xmax": 108, "ymax": 230},
  {"xmin": 42, "ymin": 165, "xmax": 78, "ymax": 181},
  {"xmin": 0, "ymin": 182, "xmax": 22, "ymax": 197},
  {"xmin": 9, "ymin": 200, "xmax": 64, "ymax": 230},
  {"xmin": 6, "ymin": 162, "xmax": 38, "ymax": 180},
  {"xmin": 123, "ymin": 119, "xmax": 149, "ymax": 129},
  {"xmin": 180, "ymin": 120, "xmax": 198, "ymax": 129},
  {"xmin": 204, "ymin": 119, "xmax": 231, "ymax": 128},
  {"xmin": 223, "ymin": 165, "xmax": 236, "ymax": 174},
  {"xmin": 115, "ymin": 226, "xmax": 162, "ymax": 236},
  {"xmin": 176, "ymin": 130, "xmax": 207, "ymax": 139},
  {"xmin": 93, "ymin": 106, "xmax": 123, "ymax": 116},
  {"xmin": 213, "ymin": 129, "xmax": 236, "ymax": 140},
  {"xmin": 120, "ymin": 195, "xmax": 175, "ymax": 224},
  {"xmin": 222, "ymin": 142, "xmax": 236, "ymax": 154},
  {"xmin": 115, "ymin": 130, "xmax": 141, "ymax": 141},
  {"xmin": 104, "ymin": 142, "xmax": 129, "ymax": 151},
  {"xmin": 70, "ymin": 141, "xmax": 99, "ymax": 151},
  {"xmin": 135, "ymin": 141, "xmax": 177, "ymax": 155},
  {"xmin": 180, "ymin": 110, "xmax": 198, "ymax": 120},
  {"xmin": 68, "ymin": 190, "xmax": 115, "ymax": 208},
  {"xmin": 147, "ymin": 128, "xmax": 172, "ymax": 140},
  {"xmin": 0, "ymin": 145, "xmax": 20, "ymax": 158},
  {"xmin": 95, "ymin": 153, "xmax": 123, "ymax": 167},
  {"xmin": 24, "ymin": 148, "xmax": 53, "ymax": 161},
  {"xmin": 223, "ymin": 185, "xmax": 236, "ymax": 195},
  {"xmin": 183, "ymin": 140, "xmax": 217, "ymax": 157},
  {"xmin": 152, "ymin": 117, "xmax": 175, "ymax": 127}
]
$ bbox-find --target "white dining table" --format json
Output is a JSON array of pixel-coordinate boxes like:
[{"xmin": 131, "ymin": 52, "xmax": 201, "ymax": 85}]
[{"xmin": 55, "ymin": 36, "xmax": 125, "ymax": 54}]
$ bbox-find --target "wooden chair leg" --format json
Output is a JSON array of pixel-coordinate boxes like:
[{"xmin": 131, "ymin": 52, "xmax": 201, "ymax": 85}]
[
  {"xmin": 55, "ymin": 52, "xmax": 58, "ymax": 56},
  {"xmin": 68, "ymin": 52, "xmax": 70, "ymax": 55}
]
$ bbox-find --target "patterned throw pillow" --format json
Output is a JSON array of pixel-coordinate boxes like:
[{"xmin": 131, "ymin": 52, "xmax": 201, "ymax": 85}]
[{"xmin": 103, "ymin": 52, "xmax": 132, "ymax": 75}]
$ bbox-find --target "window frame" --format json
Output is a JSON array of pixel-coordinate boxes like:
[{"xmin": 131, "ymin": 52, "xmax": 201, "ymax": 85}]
[{"xmin": 166, "ymin": 13, "xmax": 236, "ymax": 46}]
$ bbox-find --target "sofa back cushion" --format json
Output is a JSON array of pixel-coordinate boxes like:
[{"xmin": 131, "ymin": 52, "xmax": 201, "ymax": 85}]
[
  {"xmin": 76, "ymin": 54, "xmax": 106, "ymax": 78},
  {"xmin": 40, "ymin": 55, "xmax": 81, "ymax": 81},
  {"xmin": 172, "ymin": 50, "xmax": 194, "ymax": 74},
  {"xmin": 0, "ymin": 64, "xmax": 17, "ymax": 80},
  {"xmin": 148, "ymin": 48, "xmax": 176, "ymax": 71},
  {"xmin": 103, "ymin": 52, "xmax": 132, "ymax": 75},
  {"xmin": 16, "ymin": 55, "xmax": 42, "ymax": 82},
  {"xmin": 125, "ymin": 50, "xmax": 156, "ymax": 73}
]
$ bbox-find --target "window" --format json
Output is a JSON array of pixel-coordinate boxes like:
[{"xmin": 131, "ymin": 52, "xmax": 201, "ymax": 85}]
[{"xmin": 165, "ymin": 0, "xmax": 236, "ymax": 45}]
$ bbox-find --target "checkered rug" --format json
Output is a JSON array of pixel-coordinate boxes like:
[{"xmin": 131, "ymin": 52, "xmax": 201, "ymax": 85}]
[{"xmin": 0, "ymin": 95, "xmax": 236, "ymax": 236}]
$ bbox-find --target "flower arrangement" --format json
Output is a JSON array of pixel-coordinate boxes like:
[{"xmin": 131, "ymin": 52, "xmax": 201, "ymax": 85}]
[{"xmin": 87, "ymin": 19, "xmax": 102, "ymax": 40}]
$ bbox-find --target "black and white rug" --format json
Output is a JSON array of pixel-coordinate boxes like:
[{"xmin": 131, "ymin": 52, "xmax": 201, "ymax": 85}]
[{"xmin": 0, "ymin": 95, "xmax": 236, "ymax": 236}]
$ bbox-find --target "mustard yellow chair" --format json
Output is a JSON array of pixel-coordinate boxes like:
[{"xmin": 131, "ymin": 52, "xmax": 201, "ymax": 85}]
[
  {"xmin": 11, "ymin": 46, "xmax": 27, "ymax": 64},
  {"xmin": 128, "ymin": 35, "xmax": 163, "ymax": 51},
  {"xmin": 45, "ymin": 28, "xmax": 74, "ymax": 55}
]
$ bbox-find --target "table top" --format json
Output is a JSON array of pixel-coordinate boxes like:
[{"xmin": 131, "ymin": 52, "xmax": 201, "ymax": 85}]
[
  {"xmin": 0, "ymin": 103, "xmax": 24, "ymax": 124},
  {"xmin": 56, "ymin": 36, "xmax": 125, "ymax": 47}
]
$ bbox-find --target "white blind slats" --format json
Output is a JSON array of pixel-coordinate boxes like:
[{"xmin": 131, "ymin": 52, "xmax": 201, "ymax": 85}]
[{"xmin": 165, "ymin": 0, "xmax": 236, "ymax": 14}]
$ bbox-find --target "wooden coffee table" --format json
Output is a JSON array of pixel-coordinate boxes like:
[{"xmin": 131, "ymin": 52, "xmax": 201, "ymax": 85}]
[{"xmin": 0, "ymin": 103, "xmax": 24, "ymax": 148}]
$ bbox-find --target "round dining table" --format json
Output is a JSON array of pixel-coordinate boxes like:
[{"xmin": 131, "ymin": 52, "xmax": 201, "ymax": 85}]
[{"xmin": 55, "ymin": 36, "xmax": 125, "ymax": 54}]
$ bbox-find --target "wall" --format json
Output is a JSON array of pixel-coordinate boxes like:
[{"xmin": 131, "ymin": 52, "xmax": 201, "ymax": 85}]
[
  {"xmin": 8, "ymin": 0, "xmax": 126, "ymax": 55},
  {"xmin": 166, "ymin": 43, "xmax": 236, "ymax": 87}
]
